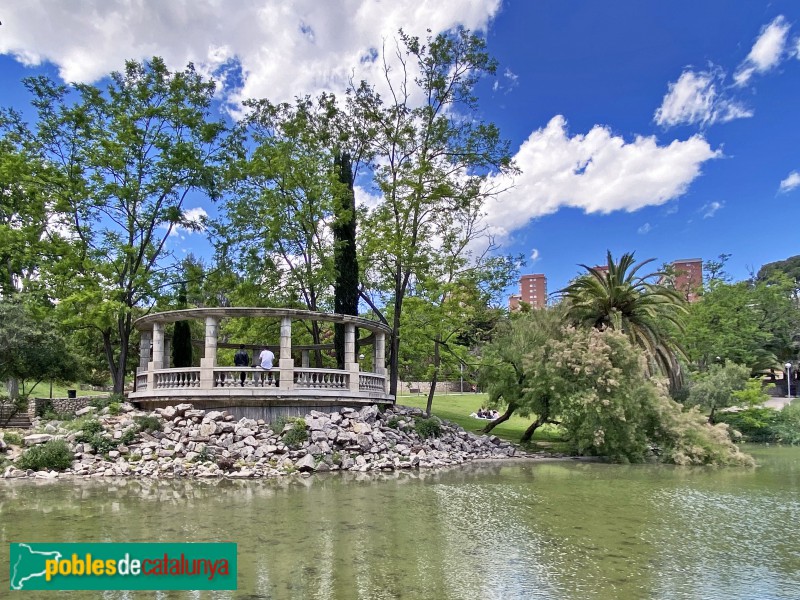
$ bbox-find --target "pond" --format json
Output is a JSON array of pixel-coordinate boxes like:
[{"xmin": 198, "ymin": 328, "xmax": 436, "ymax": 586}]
[{"xmin": 1, "ymin": 446, "xmax": 799, "ymax": 599}]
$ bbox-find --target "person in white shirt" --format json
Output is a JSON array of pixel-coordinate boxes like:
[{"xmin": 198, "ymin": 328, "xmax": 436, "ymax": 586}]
[{"xmin": 258, "ymin": 346, "xmax": 275, "ymax": 369}]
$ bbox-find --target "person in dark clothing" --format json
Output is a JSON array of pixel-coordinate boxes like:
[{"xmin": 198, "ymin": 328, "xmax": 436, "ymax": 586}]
[{"xmin": 234, "ymin": 345, "xmax": 250, "ymax": 386}]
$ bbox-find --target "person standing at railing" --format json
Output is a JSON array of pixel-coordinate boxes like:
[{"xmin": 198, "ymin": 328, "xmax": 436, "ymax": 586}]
[
  {"xmin": 258, "ymin": 345, "xmax": 275, "ymax": 386},
  {"xmin": 234, "ymin": 344, "xmax": 250, "ymax": 386}
]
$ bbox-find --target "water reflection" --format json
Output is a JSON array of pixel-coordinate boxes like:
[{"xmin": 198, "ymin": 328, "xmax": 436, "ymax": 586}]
[{"xmin": 1, "ymin": 451, "xmax": 799, "ymax": 599}]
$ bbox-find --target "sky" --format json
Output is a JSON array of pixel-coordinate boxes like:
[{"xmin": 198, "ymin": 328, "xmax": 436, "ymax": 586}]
[{"xmin": 1, "ymin": 0, "xmax": 799, "ymax": 300}]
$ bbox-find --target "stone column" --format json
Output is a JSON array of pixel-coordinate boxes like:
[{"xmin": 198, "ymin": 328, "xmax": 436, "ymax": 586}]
[
  {"xmin": 345, "ymin": 323, "xmax": 359, "ymax": 392},
  {"xmin": 163, "ymin": 338, "xmax": 171, "ymax": 369},
  {"xmin": 301, "ymin": 350, "xmax": 310, "ymax": 368},
  {"xmin": 139, "ymin": 331, "xmax": 151, "ymax": 370},
  {"xmin": 147, "ymin": 323, "xmax": 164, "ymax": 389},
  {"xmin": 373, "ymin": 332, "xmax": 388, "ymax": 394},
  {"xmin": 200, "ymin": 316, "xmax": 219, "ymax": 389},
  {"xmin": 278, "ymin": 316, "xmax": 294, "ymax": 390}
]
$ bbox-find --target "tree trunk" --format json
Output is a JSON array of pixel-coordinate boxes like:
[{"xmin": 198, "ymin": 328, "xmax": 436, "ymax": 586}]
[
  {"xmin": 520, "ymin": 415, "xmax": 546, "ymax": 443},
  {"xmin": 482, "ymin": 403, "xmax": 516, "ymax": 433},
  {"xmin": 425, "ymin": 335, "xmax": 441, "ymax": 415},
  {"xmin": 5, "ymin": 378, "xmax": 19, "ymax": 401}
]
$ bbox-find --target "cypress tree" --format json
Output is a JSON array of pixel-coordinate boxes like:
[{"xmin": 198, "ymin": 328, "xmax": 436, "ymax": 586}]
[
  {"xmin": 332, "ymin": 151, "xmax": 360, "ymax": 369},
  {"xmin": 172, "ymin": 284, "xmax": 193, "ymax": 368}
]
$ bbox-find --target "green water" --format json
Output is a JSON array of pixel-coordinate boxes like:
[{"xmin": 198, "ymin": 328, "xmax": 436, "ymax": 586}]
[{"xmin": 1, "ymin": 446, "xmax": 799, "ymax": 599}]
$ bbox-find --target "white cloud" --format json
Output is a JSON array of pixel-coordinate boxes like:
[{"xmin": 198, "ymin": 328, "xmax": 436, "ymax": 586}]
[
  {"xmin": 354, "ymin": 185, "xmax": 382, "ymax": 210},
  {"xmin": 0, "ymin": 0, "xmax": 501, "ymax": 111},
  {"xmin": 654, "ymin": 68, "xmax": 752, "ymax": 127},
  {"xmin": 734, "ymin": 16, "xmax": 791, "ymax": 86},
  {"xmin": 701, "ymin": 201, "xmax": 723, "ymax": 219},
  {"xmin": 173, "ymin": 207, "xmax": 208, "ymax": 233},
  {"xmin": 637, "ymin": 223, "xmax": 651, "ymax": 235},
  {"xmin": 530, "ymin": 248, "xmax": 540, "ymax": 263},
  {"xmin": 779, "ymin": 171, "xmax": 800, "ymax": 193},
  {"xmin": 483, "ymin": 116, "xmax": 721, "ymax": 237}
]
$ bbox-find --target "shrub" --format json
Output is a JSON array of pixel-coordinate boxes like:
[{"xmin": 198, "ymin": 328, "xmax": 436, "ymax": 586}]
[
  {"xmin": 135, "ymin": 416, "xmax": 162, "ymax": 433},
  {"xmin": 119, "ymin": 428, "xmax": 137, "ymax": 446},
  {"xmin": 270, "ymin": 415, "xmax": 288, "ymax": 432},
  {"xmin": 282, "ymin": 420, "xmax": 308, "ymax": 448},
  {"xmin": 715, "ymin": 408, "xmax": 782, "ymax": 443},
  {"xmin": 216, "ymin": 456, "xmax": 235, "ymax": 471},
  {"xmin": 2, "ymin": 431, "xmax": 24, "ymax": 446},
  {"xmin": 387, "ymin": 417, "xmax": 401, "ymax": 429},
  {"xmin": 17, "ymin": 439, "xmax": 73, "ymax": 471},
  {"xmin": 414, "ymin": 416, "xmax": 442, "ymax": 439},
  {"xmin": 74, "ymin": 419, "xmax": 104, "ymax": 443},
  {"xmin": 107, "ymin": 402, "xmax": 121, "ymax": 416},
  {"xmin": 90, "ymin": 393, "xmax": 125, "ymax": 411}
]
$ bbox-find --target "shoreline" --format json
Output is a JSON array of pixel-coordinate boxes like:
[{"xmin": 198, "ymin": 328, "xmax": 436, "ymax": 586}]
[{"xmin": 2, "ymin": 403, "xmax": 561, "ymax": 481}]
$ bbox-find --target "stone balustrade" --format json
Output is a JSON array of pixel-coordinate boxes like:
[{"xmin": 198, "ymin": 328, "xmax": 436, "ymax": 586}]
[{"xmin": 128, "ymin": 308, "xmax": 393, "ymax": 416}]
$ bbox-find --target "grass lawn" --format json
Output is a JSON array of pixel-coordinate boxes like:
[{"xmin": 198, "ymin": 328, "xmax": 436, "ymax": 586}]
[
  {"xmin": 19, "ymin": 382, "xmax": 110, "ymax": 399},
  {"xmin": 395, "ymin": 392, "xmax": 567, "ymax": 451}
]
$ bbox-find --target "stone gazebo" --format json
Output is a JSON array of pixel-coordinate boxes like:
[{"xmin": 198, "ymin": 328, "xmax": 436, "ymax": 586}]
[{"xmin": 128, "ymin": 308, "xmax": 393, "ymax": 419}]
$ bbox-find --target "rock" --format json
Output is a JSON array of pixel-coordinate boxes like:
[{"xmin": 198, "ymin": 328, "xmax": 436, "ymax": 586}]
[
  {"xmin": 24, "ymin": 434, "xmax": 53, "ymax": 446},
  {"xmin": 295, "ymin": 454, "xmax": 317, "ymax": 472},
  {"xmin": 184, "ymin": 409, "xmax": 205, "ymax": 419},
  {"xmin": 199, "ymin": 422, "xmax": 217, "ymax": 437},
  {"xmin": 44, "ymin": 424, "xmax": 58, "ymax": 434},
  {"xmin": 75, "ymin": 406, "xmax": 96, "ymax": 417},
  {"xmin": 311, "ymin": 430, "xmax": 328, "ymax": 443},
  {"xmin": 173, "ymin": 403, "xmax": 194, "ymax": 416},
  {"xmin": 0, "ymin": 438, "xmax": 7, "ymax": 452},
  {"xmin": 356, "ymin": 434, "xmax": 371, "ymax": 451},
  {"xmin": 159, "ymin": 406, "xmax": 177, "ymax": 419}
]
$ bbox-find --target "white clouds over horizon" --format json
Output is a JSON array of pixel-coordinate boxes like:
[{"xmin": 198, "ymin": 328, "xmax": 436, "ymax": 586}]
[
  {"xmin": 0, "ymin": 0, "xmax": 501, "ymax": 110},
  {"xmin": 654, "ymin": 67, "xmax": 752, "ymax": 127},
  {"xmin": 734, "ymin": 16, "xmax": 791, "ymax": 86},
  {"xmin": 779, "ymin": 171, "xmax": 800, "ymax": 193},
  {"xmin": 483, "ymin": 116, "xmax": 720, "ymax": 237},
  {"xmin": 702, "ymin": 201, "xmax": 724, "ymax": 219}
]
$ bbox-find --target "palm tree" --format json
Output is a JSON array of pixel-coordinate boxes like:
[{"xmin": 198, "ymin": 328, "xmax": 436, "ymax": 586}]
[{"xmin": 560, "ymin": 251, "xmax": 688, "ymax": 387}]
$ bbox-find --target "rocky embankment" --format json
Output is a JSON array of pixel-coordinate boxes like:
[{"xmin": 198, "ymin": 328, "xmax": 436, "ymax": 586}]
[{"xmin": 2, "ymin": 403, "xmax": 524, "ymax": 479}]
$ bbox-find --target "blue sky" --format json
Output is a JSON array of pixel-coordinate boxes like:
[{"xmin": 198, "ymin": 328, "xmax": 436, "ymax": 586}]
[{"xmin": 1, "ymin": 0, "xmax": 799, "ymax": 298}]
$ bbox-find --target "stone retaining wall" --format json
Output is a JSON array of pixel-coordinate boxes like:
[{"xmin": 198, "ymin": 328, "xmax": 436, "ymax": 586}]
[{"xmin": 27, "ymin": 396, "xmax": 104, "ymax": 420}]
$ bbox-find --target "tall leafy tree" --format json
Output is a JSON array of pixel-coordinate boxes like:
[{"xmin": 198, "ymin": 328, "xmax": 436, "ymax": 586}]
[
  {"xmin": 356, "ymin": 28, "xmax": 515, "ymax": 395},
  {"xmin": 561, "ymin": 251, "xmax": 688, "ymax": 387},
  {"xmin": 21, "ymin": 58, "xmax": 229, "ymax": 392}
]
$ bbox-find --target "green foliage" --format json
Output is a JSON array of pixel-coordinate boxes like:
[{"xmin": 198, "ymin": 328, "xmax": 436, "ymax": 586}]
[
  {"xmin": 282, "ymin": 419, "xmax": 308, "ymax": 448},
  {"xmin": 561, "ymin": 251, "xmax": 688, "ymax": 388},
  {"xmin": 107, "ymin": 402, "xmax": 121, "ymax": 416},
  {"xmin": 16, "ymin": 439, "xmax": 73, "ymax": 471},
  {"xmin": 732, "ymin": 379, "xmax": 773, "ymax": 407},
  {"xmin": 135, "ymin": 415, "xmax": 162, "ymax": 433},
  {"xmin": 757, "ymin": 254, "xmax": 800, "ymax": 284},
  {"xmin": 118, "ymin": 428, "xmax": 137, "ymax": 446},
  {"xmin": 773, "ymin": 403, "xmax": 800, "ymax": 445},
  {"xmin": 686, "ymin": 361, "xmax": 750, "ymax": 420},
  {"xmin": 387, "ymin": 417, "xmax": 401, "ymax": 429},
  {"xmin": 715, "ymin": 408, "xmax": 784, "ymax": 443},
  {"xmin": 414, "ymin": 416, "xmax": 442, "ymax": 439},
  {"xmin": 683, "ymin": 276, "xmax": 800, "ymax": 372},
  {"xmin": 74, "ymin": 419, "xmax": 103, "ymax": 440},
  {"xmin": 2, "ymin": 431, "xmax": 23, "ymax": 446}
]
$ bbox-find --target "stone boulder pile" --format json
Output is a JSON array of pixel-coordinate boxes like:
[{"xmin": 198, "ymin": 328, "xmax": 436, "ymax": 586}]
[{"xmin": 3, "ymin": 403, "xmax": 525, "ymax": 479}]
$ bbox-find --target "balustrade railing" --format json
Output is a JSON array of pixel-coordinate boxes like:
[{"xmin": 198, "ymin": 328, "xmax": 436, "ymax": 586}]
[
  {"xmin": 359, "ymin": 373, "xmax": 386, "ymax": 392},
  {"xmin": 213, "ymin": 368, "xmax": 278, "ymax": 388},
  {"xmin": 154, "ymin": 368, "xmax": 201, "ymax": 389},
  {"xmin": 293, "ymin": 368, "xmax": 349, "ymax": 390},
  {"xmin": 135, "ymin": 373, "xmax": 148, "ymax": 391}
]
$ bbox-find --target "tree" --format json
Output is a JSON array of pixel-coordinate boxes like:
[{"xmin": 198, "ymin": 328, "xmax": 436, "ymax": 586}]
[
  {"xmin": 356, "ymin": 28, "xmax": 515, "ymax": 396},
  {"xmin": 477, "ymin": 306, "xmax": 567, "ymax": 436},
  {"xmin": 561, "ymin": 251, "xmax": 688, "ymax": 387},
  {"xmin": 685, "ymin": 361, "xmax": 750, "ymax": 422},
  {"xmin": 0, "ymin": 301, "xmax": 78, "ymax": 400},
  {"xmin": 20, "ymin": 58, "xmax": 229, "ymax": 392},
  {"xmin": 332, "ymin": 151, "xmax": 360, "ymax": 369},
  {"xmin": 171, "ymin": 284, "xmax": 193, "ymax": 368}
]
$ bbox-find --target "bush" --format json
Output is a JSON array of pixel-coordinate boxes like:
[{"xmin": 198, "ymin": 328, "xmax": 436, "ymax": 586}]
[
  {"xmin": 107, "ymin": 402, "xmax": 121, "ymax": 416},
  {"xmin": 90, "ymin": 393, "xmax": 125, "ymax": 411},
  {"xmin": 17, "ymin": 439, "xmax": 73, "ymax": 471},
  {"xmin": 715, "ymin": 408, "xmax": 782, "ymax": 442},
  {"xmin": 119, "ymin": 428, "xmax": 137, "ymax": 446},
  {"xmin": 2, "ymin": 431, "xmax": 24, "ymax": 446},
  {"xmin": 414, "ymin": 416, "xmax": 442, "ymax": 439},
  {"xmin": 282, "ymin": 419, "xmax": 308, "ymax": 448},
  {"xmin": 387, "ymin": 417, "xmax": 401, "ymax": 429},
  {"xmin": 135, "ymin": 416, "xmax": 162, "ymax": 433},
  {"xmin": 270, "ymin": 415, "xmax": 289, "ymax": 432}
]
